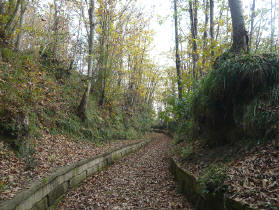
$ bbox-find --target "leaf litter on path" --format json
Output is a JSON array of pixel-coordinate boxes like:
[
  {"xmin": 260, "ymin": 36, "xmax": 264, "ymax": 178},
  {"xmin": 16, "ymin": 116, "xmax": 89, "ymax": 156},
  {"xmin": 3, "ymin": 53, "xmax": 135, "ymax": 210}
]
[
  {"xmin": 0, "ymin": 133, "xmax": 137, "ymax": 203},
  {"xmin": 57, "ymin": 134, "xmax": 192, "ymax": 210}
]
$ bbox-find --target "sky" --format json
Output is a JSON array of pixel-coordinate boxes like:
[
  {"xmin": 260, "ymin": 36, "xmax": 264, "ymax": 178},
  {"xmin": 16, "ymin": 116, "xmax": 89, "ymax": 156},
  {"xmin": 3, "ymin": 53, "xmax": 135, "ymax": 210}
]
[
  {"xmin": 138, "ymin": 0, "xmax": 174, "ymax": 67},
  {"xmin": 137, "ymin": 0, "xmax": 266, "ymax": 67}
]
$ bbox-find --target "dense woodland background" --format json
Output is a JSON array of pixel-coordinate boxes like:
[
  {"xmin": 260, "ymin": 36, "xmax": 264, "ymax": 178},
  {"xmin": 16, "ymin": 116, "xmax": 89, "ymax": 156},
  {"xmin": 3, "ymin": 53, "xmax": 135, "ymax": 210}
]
[
  {"xmin": 0, "ymin": 0, "xmax": 159, "ymax": 150},
  {"xmin": 0, "ymin": 0, "xmax": 279, "ymax": 208}
]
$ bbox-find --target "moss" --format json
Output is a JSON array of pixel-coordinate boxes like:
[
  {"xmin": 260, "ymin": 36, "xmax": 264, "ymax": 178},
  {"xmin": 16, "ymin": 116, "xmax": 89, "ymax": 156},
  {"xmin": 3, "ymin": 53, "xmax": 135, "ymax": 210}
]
[{"xmin": 42, "ymin": 177, "xmax": 48, "ymax": 185}]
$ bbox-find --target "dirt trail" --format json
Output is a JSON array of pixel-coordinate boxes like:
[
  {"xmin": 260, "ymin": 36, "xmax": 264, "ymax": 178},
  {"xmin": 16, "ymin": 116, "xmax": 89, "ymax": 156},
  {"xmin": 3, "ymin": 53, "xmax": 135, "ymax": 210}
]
[{"xmin": 56, "ymin": 133, "xmax": 192, "ymax": 209}]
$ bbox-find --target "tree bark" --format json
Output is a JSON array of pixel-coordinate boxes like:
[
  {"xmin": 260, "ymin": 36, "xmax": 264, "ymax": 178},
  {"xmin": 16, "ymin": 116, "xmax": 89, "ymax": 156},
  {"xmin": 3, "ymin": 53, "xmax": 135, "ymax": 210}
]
[
  {"xmin": 215, "ymin": 9, "xmax": 223, "ymax": 41},
  {"xmin": 174, "ymin": 0, "xmax": 182, "ymax": 99},
  {"xmin": 77, "ymin": 0, "xmax": 95, "ymax": 122},
  {"xmin": 209, "ymin": 0, "xmax": 214, "ymax": 57},
  {"xmin": 53, "ymin": 0, "xmax": 59, "ymax": 60},
  {"xmin": 270, "ymin": 0, "xmax": 275, "ymax": 52},
  {"xmin": 228, "ymin": 0, "xmax": 248, "ymax": 53},
  {"xmin": 189, "ymin": 0, "xmax": 199, "ymax": 80},
  {"xmin": 249, "ymin": 0, "xmax": 256, "ymax": 49},
  {"xmin": 15, "ymin": 0, "xmax": 28, "ymax": 51},
  {"xmin": 202, "ymin": 0, "xmax": 209, "ymax": 71},
  {"xmin": 5, "ymin": 0, "xmax": 22, "ymax": 33}
]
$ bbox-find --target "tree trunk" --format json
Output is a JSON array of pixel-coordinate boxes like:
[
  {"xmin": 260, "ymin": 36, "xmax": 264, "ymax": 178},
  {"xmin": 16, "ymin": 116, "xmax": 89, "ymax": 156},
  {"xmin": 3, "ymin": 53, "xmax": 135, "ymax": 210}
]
[
  {"xmin": 270, "ymin": 0, "xmax": 275, "ymax": 52},
  {"xmin": 78, "ymin": 82, "xmax": 92, "ymax": 122},
  {"xmin": 77, "ymin": 0, "xmax": 95, "ymax": 122},
  {"xmin": 15, "ymin": 0, "xmax": 28, "ymax": 51},
  {"xmin": 249, "ymin": 0, "xmax": 256, "ymax": 49},
  {"xmin": 98, "ymin": 3, "xmax": 110, "ymax": 106},
  {"xmin": 209, "ymin": 0, "xmax": 214, "ymax": 57},
  {"xmin": 255, "ymin": 17, "xmax": 263, "ymax": 54},
  {"xmin": 202, "ymin": 0, "xmax": 209, "ymax": 71},
  {"xmin": 189, "ymin": 0, "xmax": 199, "ymax": 79},
  {"xmin": 5, "ymin": 0, "xmax": 22, "ymax": 34},
  {"xmin": 228, "ymin": 0, "xmax": 248, "ymax": 53},
  {"xmin": 53, "ymin": 0, "xmax": 59, "ymax": 60},
  {"xmin": 174, "ymin": 0, "xmax": 182, "ymax": 99},
  {"xmin": 215, "ymin": 9, "xmax": 223, "ymax": 41}
]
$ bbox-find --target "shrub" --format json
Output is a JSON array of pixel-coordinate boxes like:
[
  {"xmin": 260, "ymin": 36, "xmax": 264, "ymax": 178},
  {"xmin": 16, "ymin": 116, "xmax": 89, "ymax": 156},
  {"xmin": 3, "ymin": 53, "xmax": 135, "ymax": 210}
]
[
  {"xmin": 198, "ymin": 164, "xmax": 228, "ymax": 195},
  {"xmin": 181, "ymin": 147, "xmax": 193, "ymax": 159},
  {"xmin": 0, "ymin": 47, "xmax": 154, "ymax": 150},
  {"xmin": 192, "ymin": 53, "xmax": 279, "ymax": 145},
  {"xmin": 0, "ymin": 48, "xmax": 55, "ymax": 141}
]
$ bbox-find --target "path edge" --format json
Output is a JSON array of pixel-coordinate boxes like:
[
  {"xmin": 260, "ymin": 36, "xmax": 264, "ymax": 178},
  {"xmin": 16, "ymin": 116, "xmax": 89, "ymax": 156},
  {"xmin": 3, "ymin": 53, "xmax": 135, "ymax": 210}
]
[
  {"xmin": 0, "ymin": 139, "xmax": 151, "ymax": 210},
  {"xmin": 169, "ymin": 157, "xmax": 255, "ymax": 210}
]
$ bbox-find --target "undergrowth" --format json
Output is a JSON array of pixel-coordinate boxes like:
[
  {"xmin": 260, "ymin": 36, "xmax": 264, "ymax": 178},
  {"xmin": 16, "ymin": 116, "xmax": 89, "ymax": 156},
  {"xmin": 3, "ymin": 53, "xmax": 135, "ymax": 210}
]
[
  {"xmin": 198, "ymin": 164, "xmax": 228, "ymax": 195},
  {"xmin": 0, "ymin": 47, "xmax": 153, "ymax": 159},
  {"xmin": 192, "ymin": 53, "xmax": 279, "ymax": 146},
  {"xmin": 162, "ymin": 53, "xmax": 279, "ymax": 147}
]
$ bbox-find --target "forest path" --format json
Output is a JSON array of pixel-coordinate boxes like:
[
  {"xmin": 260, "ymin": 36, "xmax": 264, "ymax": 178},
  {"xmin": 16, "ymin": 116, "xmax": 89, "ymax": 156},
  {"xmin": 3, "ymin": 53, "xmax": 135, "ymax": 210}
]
[{"xmin": 56, "ymin": 133, "xmax": 192, "ymax": 209}]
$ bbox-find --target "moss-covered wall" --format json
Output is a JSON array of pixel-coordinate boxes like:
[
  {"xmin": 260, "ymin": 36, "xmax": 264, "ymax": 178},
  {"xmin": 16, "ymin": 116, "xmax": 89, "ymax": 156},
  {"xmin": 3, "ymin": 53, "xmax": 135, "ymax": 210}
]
[{"xmin": 169, "ymin": 158, "xmax": 255, "ymax": 210}]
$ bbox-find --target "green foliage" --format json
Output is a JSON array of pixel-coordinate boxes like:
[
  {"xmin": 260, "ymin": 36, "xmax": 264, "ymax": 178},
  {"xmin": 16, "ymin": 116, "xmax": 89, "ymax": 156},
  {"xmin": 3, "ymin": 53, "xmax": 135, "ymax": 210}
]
[
  {"xmin": 198, "ymin": 164, "xmax": 228, "ymax": 195},
  {"xmin": 0, "ymin": 48, "xmax": 51, "ymax": 140},
  {"xmin": 159, "ymin": 91, "xmax": 195, "ymax": 139},
  {"xmin": 40, "ymin": 48, "xmax": 72, "ymax": 80},
  {"xmin": 181, "ymin": 147, "xmax": 193, "ymax": 159},
  {"xmin": 0, "ymin": 178, "xmax": 6, "ymax": 191},
  {"xmin": 56, "ymin": 115, "xmax": 81, "ymax": 137},
  {"xmin": 192, "ymin": 53, "xmax": 279, "ymax": 145},
  {"xmin": 0, "ymin": 46, "xmax": 154, "ymax": 154},
  {"xmin": 19, "ymin": 143, "xmax": 36, "ymax": 170}
]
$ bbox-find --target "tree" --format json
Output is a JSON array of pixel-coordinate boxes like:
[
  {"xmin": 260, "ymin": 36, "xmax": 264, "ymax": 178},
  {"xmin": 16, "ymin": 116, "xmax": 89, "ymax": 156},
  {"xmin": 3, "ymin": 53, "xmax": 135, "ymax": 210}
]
[
  {"xmin": 77, "ymin": 0, "xmax": 95, "ymax": 121},
  {"xmin": 270, "ymin": 0, "xmax": 275, "ymax": 52},
  {"xmin": 174, "ymin": 0, "xmax": 182, "ymax": 99},
  {"xmin": 202, "ymin": 0, "xmax": 209, "ymax": 70},
  {"xmin": 53, "ymin": 0, "xmax": 59, "ymax": 59},
  {"xmin": 228, "ymin": 0, "xmax": 248, "ymax": 53},
  {"xmin": 189, "ymin": 0, "xmax": 199, "ymax": 79},
  {"xmin": 249, "ymin": 0, "xmax": 256, "ymax": 49},
  {"xmin": 0, "ymin": 0, "xmax": 23, "ymax": 42},
  {"xmin": 4, "ymin": 0, "xmax": 22, "ymax": 33},
  {"xmin": 15, "ymin": 0, "xmax": 29, "ymax": 51},
  {"xmin": 209, "ymin": 0, "xmax": 214, "ymax": 57}
]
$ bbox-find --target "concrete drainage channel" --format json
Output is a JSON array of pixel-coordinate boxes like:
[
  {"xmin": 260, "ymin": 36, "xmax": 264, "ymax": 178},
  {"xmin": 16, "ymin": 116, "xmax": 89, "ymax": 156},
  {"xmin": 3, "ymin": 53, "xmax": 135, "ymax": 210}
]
[
  {"xmin": 169, "ymin": 158, "xmax": 254, "ymax": 210},
  {"xmin": 0, "ymin": 139, "xmax": 151, "ymax": 210}
]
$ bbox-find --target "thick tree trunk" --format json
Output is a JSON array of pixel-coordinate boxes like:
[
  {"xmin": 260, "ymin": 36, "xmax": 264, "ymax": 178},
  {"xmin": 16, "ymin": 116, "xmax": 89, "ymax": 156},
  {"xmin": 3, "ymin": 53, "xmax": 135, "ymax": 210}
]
[
  {"xmin": 228, "ymin": 0, "xmax": 248, "ymax": 53},
  {"xmin": 174, "ymin": 0, "xmax": 182, "ymax": 99},
  {"xmin": 77, "ymin": 0, "xmax": 95, "ymax": 122}
]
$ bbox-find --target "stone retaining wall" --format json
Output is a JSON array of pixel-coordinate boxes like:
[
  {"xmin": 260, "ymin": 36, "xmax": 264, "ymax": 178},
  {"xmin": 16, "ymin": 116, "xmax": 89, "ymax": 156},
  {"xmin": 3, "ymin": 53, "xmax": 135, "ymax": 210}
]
[
  {"xmin": 0, "ymin": 139, "xmax": 151, "ymax": 210},
  {"xmin": 169, "ymin": 158, "xmax": 254, "ymax": 210}
]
